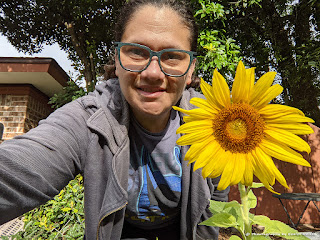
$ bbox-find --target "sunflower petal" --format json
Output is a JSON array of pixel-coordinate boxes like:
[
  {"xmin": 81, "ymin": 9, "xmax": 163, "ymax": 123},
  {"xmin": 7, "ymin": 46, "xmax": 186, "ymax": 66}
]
[
  {"xmin": 173, "ymin": 106, "xmax": 214, "ymax": 119},
  {"xmin": 260, "ymin": 138, "xmax": 311, "ymax": 167},
  {"xmin": 252, "ymin": 84, "xmax": 283, "ymax": 109},
  {"xmin": 252, "ymin": 149, "xmax": 275, "ymax": 185},
  {"xmin": 253, "ymin": 166, "xmax": 279, "ymax": 194},
  {"xmin": 241, "ymin": 153, "xmax": 254, "ymax": 186},
  {"xmin": 176, "ymin": 120, "xmax": 213, "ymax": 134},
  {"xmin": 231, "ymin": 61, "xmax": 248, "ymax": 103},
  {"xmin": 265, "ymin": 127, "xmax": 311, "ymax": 153},
  {"xmin": 259, "ymin": 104, "xmax": 304, "ymax": 116},
  {"xmin": 176, "ymin": 130, "xmax": 212, "ymax": 146},
  {"xmin": 264, "ymin": 114, "xmax": 314, "ymax": 124},
  {"xmin": 217, "ymin": 151, "xmax": 234, "ymax": 190},
  {"xmin": 190, "ymin": 98, "xmax": 218, "ymax": 114},
  {"xmin": 202, "ymin": 147, "xmax": 227, "ymax": 178},
  {"xmin": 212, "ymin": 69, "xmax": 231, "ymax": 107},
  {"xmin": 250, "ymin": 71, "xmax": 277, "ymax": 104},
  {"xmin": 246, "ymin": 67, "xmax": 256, "ymax": 95},
  {"xmin": 266, "ymin": 123, "xmax": 314, "ymax": 135},
  {"xmin": 200, "ymin": 79, "xmax": 221, "ymax": 110},
  {"xmin": 185, "ymin": 137, "xmax": 214, "ymax": 162},
  {"xmin": 230, "ymin": 153, "xmax": 246, "ymax": 186},
  {"xmin": 255, "ymin": 147, "xmax": 289, "ymax": 189},
  {"xmin": 193, "ymin": 141, "xmax": 220, "ymax": 171}
]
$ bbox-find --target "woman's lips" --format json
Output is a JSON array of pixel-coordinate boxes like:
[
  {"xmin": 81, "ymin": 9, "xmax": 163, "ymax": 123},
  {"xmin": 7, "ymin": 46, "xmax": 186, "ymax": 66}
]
[{"xmin": 137, "ymin": 86, "xmax": 166, "ymax": 97}]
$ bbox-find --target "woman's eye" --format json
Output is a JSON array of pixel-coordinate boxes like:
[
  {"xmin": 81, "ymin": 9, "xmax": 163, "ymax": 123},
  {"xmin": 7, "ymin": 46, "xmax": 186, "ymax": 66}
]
[
  {"xmin": 162, "ymin": 51, "xmax": 185, "ymax": 61},
  {"xmin": 127, "ymin": 47, "xmax": 149, "ymax": 58}
]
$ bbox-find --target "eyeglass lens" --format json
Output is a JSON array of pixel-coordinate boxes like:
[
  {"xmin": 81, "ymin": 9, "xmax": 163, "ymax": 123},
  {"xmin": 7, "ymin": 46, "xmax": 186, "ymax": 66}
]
[{"xmin": 119, "ymin": 45, "xmax": 192, "ymax": 76}]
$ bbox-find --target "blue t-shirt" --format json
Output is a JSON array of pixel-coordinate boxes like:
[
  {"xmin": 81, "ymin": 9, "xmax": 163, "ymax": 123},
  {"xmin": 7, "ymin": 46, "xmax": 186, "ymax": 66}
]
[{"xmin": 125, "ymin": 110, "xmax": 182, "ymax": 229}]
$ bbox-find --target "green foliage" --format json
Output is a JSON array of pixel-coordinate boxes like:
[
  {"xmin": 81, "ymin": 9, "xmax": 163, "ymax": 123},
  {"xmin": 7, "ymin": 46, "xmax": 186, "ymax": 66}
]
[
  {"xmin": 192, "ymin": 0, "xmax": 242, "ymax": 81},
  {"xmin": 201, "ymin": 184, "xmax": 310, "ymax": 240},
  {"xmin": 0, "ymin": 0, "xmax": 126, "ymax": 89},
  {"xmin": 4, "ymin": 175, "xmax": 85, "ymax": 240},
  {"xmin": 48, "ymin": 80, "xmax": 87, "ymax": 110}
]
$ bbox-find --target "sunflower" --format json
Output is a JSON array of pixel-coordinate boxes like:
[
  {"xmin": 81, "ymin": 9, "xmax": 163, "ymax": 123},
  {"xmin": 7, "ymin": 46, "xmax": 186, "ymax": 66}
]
[{"xmin": 173, "ymin": 61, "xmax": 314, "ymax": 193}]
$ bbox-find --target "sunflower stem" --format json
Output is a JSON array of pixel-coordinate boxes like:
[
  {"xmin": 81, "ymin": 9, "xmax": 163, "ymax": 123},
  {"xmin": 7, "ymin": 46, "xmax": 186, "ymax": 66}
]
[{"xmin": 239, "ymin": 183, "xmax": 252, "ymax": 240}]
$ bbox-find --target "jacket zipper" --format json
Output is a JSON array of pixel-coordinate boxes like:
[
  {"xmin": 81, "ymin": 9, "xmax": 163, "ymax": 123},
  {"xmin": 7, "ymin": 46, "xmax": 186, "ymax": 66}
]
[{"xmin": 96, "ymin": 202, "xmax": 128, "ymax": 240}]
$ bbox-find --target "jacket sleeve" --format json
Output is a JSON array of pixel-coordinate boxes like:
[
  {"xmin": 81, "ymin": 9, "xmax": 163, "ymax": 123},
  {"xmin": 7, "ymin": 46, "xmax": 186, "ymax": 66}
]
[{"xmin": 0, "ymin": 99, "xmax": 90, "ymax": 224}]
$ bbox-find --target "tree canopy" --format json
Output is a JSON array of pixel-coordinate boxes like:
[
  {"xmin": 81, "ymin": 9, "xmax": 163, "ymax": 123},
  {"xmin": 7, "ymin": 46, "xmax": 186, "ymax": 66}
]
[
  {"xmin": 0, "ymin": 0, "xmax": 124, "ymax": 91},
  {"xmin": 1, "ymin": 0, "xmax": 320, "ymax": 124}
]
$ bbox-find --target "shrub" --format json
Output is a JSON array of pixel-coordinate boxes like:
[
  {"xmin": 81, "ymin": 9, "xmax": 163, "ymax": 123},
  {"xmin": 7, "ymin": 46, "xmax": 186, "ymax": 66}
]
[{"xmin": 4, "ymin": 175, "xmax": 85, "ymax": 240}]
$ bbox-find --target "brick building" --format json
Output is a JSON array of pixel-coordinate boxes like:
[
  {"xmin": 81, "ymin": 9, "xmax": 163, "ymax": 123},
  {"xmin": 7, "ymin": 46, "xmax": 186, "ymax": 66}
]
[{"xmin": 0, "ymin": 57, "xmax": 69, "ymax": 142}]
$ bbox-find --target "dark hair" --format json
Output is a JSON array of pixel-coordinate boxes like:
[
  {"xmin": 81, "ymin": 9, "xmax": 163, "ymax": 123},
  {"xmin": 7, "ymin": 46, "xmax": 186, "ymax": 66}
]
[{"xmin": 114, "ymin": 0, "xmax": 198, "ymax": 52}]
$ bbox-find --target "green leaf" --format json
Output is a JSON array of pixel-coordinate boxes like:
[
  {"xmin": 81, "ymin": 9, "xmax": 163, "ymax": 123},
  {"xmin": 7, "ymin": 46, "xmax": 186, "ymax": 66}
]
[
  {"xmin": 248, "ymin": 189, "xmax": 257, "ymax": 209},
  {"xmin": 252, "ymin": 215, "xmax": 310, "ymax": 240},
  {"xmin": 209, "ymin": 200, "xmax": 228, "ymax": 214},
  {"xmin": 251, "ymin": 182, "xmax": 265, "ymax": 189},
  {"xmin": 229, "ymin": 235, "xmax": 242, "ymax": 240},
  {"xmin": 199, "ymin": 212, "xmax": 238, "ymax": 228}
]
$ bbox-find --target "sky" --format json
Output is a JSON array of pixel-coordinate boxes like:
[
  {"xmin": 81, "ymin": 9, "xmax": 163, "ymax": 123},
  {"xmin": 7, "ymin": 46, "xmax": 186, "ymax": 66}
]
[{"xmin": 0, "ymin": 34, "xmax": 75, "ymax": 76}]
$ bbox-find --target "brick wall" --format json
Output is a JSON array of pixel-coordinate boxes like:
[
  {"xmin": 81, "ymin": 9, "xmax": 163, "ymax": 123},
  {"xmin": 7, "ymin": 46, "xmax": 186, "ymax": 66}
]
[{"xmin": 0, "ymin": 84, "xmax": 53, "ymax": 142}]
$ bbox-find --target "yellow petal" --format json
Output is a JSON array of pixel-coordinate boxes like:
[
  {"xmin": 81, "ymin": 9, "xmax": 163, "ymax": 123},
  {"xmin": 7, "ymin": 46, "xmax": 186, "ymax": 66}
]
[
  {"xmin": 253, "ymin": 166, "xmax": 278, "ymax": 194},
  {"xmin": 212, "ymin": 69, "xmax": 231, "ymax": 107},
  {"xmin": 260, "ymin": 137, "xmax": 311, "ymax": 167},
  {"xmin": 200, "ymin": 79, "xmax": 221, "ymax": 110},
  {"xmin": 190, "ymin": 98, "xmax": 218, "ymax": 114},
  {"xmin": 217, "ymin": 152, "xmax": 244, "ymax": 190},
  {"xmin": 176, "ymin": 120, "xmax": 213, "ymax": 134},
  {"xmin": 231, "ymin": 61, "xmax": 248, "ymax": 103},
  {"xmin": 216, "ymin": 151, "xmax": 234, "ymax": 190},
  {"xmin": 252, "ymin": 149, "xmax": 275, "ymax": 185},
  {"xmin": 241, "ymin": 153, "xmax": 254, "ymax": 186},
  {"xmin": 264, "ymin": 114, "xmax": 314, "ymax": 124},
  {"xmin": 203, "ymin": 147, "xmax": 228, "ymax": 178},
  {"xmin": 176, "ymin": 130, "xmax": 212, "ymax": 146},
  {"xmin": 185, "ymin": 137, "xmax": 214, "ymax": 162},
  {"xmin": 259, "ymin": 104, "xmax": 304, "ymax": 116},
  {"xmin": 250, "ymin": 71, "xmax": 277, "ymax": 104},
  {"xmin": 265, "ymin": 123, "xmax": 314, "ymax": 135},
  {"xmin": 265, "ymin": 127, "xmax": 311, "ymax": 153},
  {"xmin": 255, "ymin": 147, "xmax": 289, "ymax": 188},
  {"xmin": 230, "ymin": 153, "xmax": 246, "ymax": 186},
  {"xmin": 193, "ymin": 141, "xmax": 220, "ymax": 171},
  {"xmin": 173, "ymin": 106, "xmax": 214, "ymax": 119},
  {"xmin": 252, "ymin": 84, "xmax": 283, "ymax": 109},
  {"xmin": 246, "ymin": 67, "xmax": 256, "ymax": 95}
]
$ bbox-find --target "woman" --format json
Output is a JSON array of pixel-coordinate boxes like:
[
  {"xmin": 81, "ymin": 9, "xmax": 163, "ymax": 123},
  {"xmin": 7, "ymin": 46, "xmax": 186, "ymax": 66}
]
[{"xmin": 0, "ymin": 0, "xmax": 229, "ymax": 239}]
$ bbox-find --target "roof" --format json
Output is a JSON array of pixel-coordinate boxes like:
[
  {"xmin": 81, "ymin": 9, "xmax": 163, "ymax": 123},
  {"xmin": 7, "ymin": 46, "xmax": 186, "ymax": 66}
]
[{"xmin": 0, "ymin": 57, "xmax": 69, "ymax": 97}]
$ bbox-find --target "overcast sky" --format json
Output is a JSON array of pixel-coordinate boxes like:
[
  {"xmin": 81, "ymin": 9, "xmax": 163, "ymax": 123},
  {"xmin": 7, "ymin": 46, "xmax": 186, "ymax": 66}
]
[{"xmin": 0, "ymin": 34, "xmax": 75, "ymax": 76}]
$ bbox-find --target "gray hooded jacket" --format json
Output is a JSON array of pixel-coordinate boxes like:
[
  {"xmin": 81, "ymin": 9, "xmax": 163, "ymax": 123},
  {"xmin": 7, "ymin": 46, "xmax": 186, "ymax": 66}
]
[{"xmin": 0, "ymin": 79, "xmax": 229, "ymax": 239}]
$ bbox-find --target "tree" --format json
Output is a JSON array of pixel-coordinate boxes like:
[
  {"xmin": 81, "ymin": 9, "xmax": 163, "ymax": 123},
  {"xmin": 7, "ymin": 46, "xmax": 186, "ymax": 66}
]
[
  {"xmin": 219, "ymin": 0, "xmax": 320, "ymax": 124},
  {"xmin": 0, "ymin": 0, "xmax": 125, "ymax": 91},
  {"xmin": 191, "ymin": 0, "xmax": 320, "ymax": 125}
]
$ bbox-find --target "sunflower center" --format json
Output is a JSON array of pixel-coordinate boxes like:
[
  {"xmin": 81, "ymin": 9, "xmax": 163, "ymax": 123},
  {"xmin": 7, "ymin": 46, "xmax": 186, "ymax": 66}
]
[
  {"xmin": 226, "ymin": 119, "xmax": 247, "ymax": 140},
  {"xmin": 213, "ymin": 103, "xmax": 265, "ymax": 153}
]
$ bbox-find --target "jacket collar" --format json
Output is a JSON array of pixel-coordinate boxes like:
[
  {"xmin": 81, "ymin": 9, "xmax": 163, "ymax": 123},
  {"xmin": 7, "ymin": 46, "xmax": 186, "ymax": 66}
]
[{"xmin": 85, "ymin": 80, "xmax": 130, "ymax": 155}]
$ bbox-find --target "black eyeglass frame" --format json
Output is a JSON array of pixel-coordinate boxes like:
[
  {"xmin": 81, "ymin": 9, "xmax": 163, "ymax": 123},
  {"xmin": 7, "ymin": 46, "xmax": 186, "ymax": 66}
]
[{"xmin": 114, "ymin": 42, "xmax": 197, "ymax": 77}]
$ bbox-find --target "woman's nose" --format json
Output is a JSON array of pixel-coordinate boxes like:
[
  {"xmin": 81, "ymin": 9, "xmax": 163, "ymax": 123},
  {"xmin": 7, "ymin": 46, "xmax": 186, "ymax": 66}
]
[{"xmin": 140, "ymin": 57, "xmax": 166, "ymax": 80}]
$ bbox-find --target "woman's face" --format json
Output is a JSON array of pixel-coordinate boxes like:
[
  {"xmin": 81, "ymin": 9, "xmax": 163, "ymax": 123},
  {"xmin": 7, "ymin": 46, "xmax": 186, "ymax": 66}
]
[{"xmin": 115, "ymin": 5, "xmax": 195, "ymax": 132}]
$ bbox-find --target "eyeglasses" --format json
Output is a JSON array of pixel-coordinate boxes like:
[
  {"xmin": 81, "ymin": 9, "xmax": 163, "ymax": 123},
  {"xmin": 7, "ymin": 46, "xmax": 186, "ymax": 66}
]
[{"xmin": 114, "ymin": 42, "xmax": 197, "ymax": 77}]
